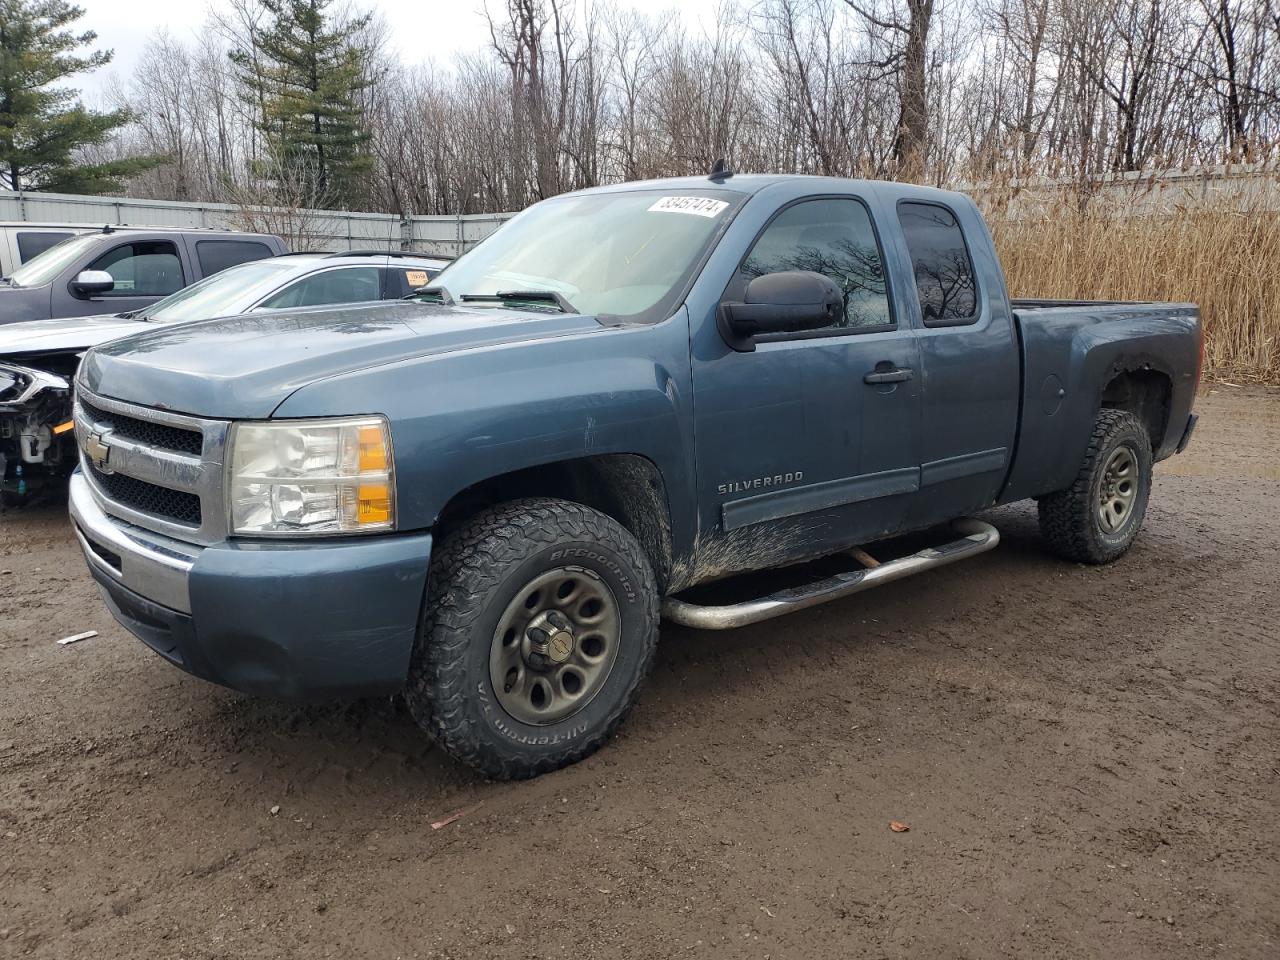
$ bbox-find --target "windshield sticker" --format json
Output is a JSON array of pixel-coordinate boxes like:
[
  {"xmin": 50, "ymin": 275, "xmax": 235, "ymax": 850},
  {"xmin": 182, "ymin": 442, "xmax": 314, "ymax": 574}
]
[
  {"xmin": 405, "ymin": 269, "xmax": 429, "ymax": 288},
  {"xmin": 647, "ymin": 196, "xmax": 729, "ymax": 218}
]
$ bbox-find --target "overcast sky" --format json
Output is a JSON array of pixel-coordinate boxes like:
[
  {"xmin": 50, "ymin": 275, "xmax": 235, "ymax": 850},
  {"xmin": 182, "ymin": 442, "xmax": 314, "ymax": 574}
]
[{"xmin": 73, "ymin": 0, "xmax": 713, "ymax": 100}]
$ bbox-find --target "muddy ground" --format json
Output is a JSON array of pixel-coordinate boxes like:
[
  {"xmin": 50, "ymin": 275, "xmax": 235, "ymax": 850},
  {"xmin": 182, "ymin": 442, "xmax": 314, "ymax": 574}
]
[{"xmin": 1, "ymin": 387, "xmax": 1277, "ymax": 959}]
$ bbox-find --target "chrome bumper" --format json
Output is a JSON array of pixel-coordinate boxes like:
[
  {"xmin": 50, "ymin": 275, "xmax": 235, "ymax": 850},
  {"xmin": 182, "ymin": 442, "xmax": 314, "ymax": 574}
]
[{"xmin": 68, "ymin": 470, "xmax": 200, "ymax": 613}]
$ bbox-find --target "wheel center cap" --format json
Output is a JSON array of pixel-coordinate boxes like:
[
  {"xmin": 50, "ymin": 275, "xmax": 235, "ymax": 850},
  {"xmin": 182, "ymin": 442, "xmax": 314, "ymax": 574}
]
[
  {"xmin": 547, "ymin": 630, "xmax": 574, "ymax": 663},
  {"xmin": 526, "ymin": 609, "xmax": 575, "ymax": 666}
]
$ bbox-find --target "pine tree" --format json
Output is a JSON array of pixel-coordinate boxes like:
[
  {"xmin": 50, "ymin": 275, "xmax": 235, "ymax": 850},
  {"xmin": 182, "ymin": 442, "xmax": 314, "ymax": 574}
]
[
  {"xmin": 233, "ymin": 0, "xmax": 374, "ymax": 207},
  {"xmin": 0, "ymin": 0, "xmax": 155, "ymax": 192}
]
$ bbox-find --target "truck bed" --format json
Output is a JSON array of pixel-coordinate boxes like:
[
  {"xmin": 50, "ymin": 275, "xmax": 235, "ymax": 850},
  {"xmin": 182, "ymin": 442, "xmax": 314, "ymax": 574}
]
[
  {"xmin": 999, "ymin": 298, "xmax": 1201, "ymax": 504},
  {"xmin": 1010, "ymin": 298, "xmax": 1171, "ymax": 310}
]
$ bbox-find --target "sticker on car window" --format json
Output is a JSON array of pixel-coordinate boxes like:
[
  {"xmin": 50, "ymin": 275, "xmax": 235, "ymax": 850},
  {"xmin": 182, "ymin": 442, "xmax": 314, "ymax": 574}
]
[
  {"xmin": 647, "ymin": 196, "xmax": 729, "ymax": 218},
  {"xmin": 405, "ymin": 269, "xmax": 429, "ymax": 288}
]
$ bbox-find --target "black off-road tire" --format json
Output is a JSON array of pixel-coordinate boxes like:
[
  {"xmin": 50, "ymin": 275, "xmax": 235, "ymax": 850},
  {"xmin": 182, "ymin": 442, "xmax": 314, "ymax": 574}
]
[
  {"xmin": 1038, "ymin": 409, "xmax": 1153, "ymax": 564},
  {"xmin": 405, "ymin": 498, "xmax": 659, "ymax": 780}
]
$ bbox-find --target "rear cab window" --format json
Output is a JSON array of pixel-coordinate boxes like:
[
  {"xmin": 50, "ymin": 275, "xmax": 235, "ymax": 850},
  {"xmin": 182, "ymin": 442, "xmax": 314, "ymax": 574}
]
[
  {"xmin": 897, "ymin": 201, "xmax": 978, "ymax": 325},
  {"xmin": 196, "ymin": 239, "xmax": 275, "ymax": 277}
]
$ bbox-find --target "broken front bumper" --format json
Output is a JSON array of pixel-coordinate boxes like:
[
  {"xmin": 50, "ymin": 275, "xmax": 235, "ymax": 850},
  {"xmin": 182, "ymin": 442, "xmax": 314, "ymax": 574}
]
[
  {"xmin": 69, "ymin": 470, "xmax": 433, "ymax": 699},
  {"xmin": 0, "ymin": 360, "xmax": 74, "ymax": 492}
]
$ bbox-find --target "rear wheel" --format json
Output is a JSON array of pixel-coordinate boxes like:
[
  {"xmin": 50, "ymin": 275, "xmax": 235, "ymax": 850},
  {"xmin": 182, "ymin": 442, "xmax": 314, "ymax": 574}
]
[
  {"xmin": 1038, "ymin": 409, "xmax": 1153, "ymax": 564},
  {"xmin": 405, "ymin": 497, "xmax": 659, "ymax": 780}
]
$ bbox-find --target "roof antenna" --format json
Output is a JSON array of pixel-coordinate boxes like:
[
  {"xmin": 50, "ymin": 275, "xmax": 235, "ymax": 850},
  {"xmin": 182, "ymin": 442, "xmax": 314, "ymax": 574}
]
[{"xmin": 708, "ymin": 158, "xmax": 732, "ymax": 182}]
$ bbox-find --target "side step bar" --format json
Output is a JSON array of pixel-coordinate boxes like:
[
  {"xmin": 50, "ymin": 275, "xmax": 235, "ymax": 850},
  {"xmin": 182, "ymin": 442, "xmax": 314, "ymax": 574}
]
[{"xmin": 661, "ymin": 519, "xmax": 1000, "ymax": 630}]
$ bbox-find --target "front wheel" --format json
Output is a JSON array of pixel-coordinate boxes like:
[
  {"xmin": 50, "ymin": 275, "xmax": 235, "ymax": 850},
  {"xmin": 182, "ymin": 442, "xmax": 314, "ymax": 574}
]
[
  {"xmin": 1038, "ymin": 409, "xmax": 1153, "ymax": 564},
  {"xmin": 405, "ymin": 498, "xmax": 659, "ymax": 780}
]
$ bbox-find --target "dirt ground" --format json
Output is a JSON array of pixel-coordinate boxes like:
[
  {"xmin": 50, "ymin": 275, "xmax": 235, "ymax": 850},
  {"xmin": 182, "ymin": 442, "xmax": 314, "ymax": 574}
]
[{"xmin": 0, "ymin": 387, "xmax": 1277, "ymax": 960}]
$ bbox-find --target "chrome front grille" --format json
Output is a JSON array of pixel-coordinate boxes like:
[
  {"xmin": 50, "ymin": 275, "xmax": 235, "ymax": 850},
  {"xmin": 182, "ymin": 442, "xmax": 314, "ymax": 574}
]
[
  {"xmin": 78, "ymin": 398, "xmax": 203, "ymax": 455},
  {"xmin": 86, "ymin": 461, "xmax": 203, "ymax": 524},
  {"xmin": 73, "ymin": 386, "xmax": 230, "ymax": 545}
]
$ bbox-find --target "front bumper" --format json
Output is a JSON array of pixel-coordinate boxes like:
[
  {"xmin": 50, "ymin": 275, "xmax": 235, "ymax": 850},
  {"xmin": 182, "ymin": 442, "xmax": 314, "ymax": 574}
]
[{"xmin": 69, "ymin": 470, "xmax": 432, "ymax": 699}]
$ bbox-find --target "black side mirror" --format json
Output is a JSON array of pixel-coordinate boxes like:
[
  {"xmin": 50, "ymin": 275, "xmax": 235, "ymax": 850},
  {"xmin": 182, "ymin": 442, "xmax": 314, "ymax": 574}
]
[{"xmin": 718, "ymin": 270, "xmax": 843, "ymax": 352}]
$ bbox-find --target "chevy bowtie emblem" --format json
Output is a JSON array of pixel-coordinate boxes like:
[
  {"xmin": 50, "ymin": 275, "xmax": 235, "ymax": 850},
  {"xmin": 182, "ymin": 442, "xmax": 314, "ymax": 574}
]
[{"xmin": 85, "ymin": 430, "xmax": 114, "ymax": 474}]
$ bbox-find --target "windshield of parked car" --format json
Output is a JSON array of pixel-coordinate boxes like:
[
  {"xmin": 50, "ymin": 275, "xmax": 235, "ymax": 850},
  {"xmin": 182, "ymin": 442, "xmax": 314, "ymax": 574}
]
[
  {"xmin": 7, "ymin": 233, "xmax": 103, "ymax": 287},
  {"xmin": 427, "ymin": 189, "xmax": 744, "ymax": 321},
  {"xmin": 138, "ymin": 258, "xmax": 300, "ymax": 322}
]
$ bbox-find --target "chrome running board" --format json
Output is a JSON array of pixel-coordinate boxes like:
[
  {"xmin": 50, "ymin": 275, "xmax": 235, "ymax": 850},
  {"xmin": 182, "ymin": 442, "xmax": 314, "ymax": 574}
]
[{"xmin": 661, "ymin": 519, "xmax": 1000, "ymax": 630}]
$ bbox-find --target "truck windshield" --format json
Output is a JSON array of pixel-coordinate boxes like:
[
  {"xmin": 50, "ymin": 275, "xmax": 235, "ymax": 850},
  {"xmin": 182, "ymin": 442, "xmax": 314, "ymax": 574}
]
[
  {"xmin": 138, "ymin": 258, "xmax": 297, "ymax": 322},
  {"xmin": 7, "ymin": 233, "xmax": 103, "ymax": 287},
  {"xmin": 429, "ymin": 189, "xmax": 743, "ymax": 321}
]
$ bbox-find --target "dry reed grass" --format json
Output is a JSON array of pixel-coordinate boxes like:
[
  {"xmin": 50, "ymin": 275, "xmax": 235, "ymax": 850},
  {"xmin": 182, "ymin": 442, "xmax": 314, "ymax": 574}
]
[{"xmin": 978, "ymin": 171, "xmax": 1280, "ymax": 383}]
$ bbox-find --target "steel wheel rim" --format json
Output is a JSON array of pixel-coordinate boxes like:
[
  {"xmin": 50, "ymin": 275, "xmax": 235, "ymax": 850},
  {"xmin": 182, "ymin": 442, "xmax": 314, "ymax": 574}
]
[
  {"xmin": 1098, "ymin": 445, "xmax": 1139, "ymax": 534},
  {"xmin": 488, "ymin": 565, "xmax": 621, "ymax": 725}
]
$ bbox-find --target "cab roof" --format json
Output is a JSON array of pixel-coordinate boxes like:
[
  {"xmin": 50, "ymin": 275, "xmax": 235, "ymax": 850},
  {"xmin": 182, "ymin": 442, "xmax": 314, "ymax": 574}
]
[
  {"xmin": 563, "ymin": 173, "xmax": 973, "ymax": 207},
  {"xmin": 274, "ymin": 251, "xmax": 450, "ymax": 268}
]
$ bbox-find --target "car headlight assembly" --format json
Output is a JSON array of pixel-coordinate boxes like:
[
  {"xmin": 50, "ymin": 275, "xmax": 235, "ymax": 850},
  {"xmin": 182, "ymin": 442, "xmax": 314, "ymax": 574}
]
[{"xmin": 228, "ymin": 416, "xmax": 395, "ymax": 536}]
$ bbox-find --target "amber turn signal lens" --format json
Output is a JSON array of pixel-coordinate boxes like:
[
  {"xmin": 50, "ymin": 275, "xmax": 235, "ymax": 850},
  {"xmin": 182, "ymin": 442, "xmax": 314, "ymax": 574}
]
[
  {"xmin": 357, "ymin": 483, "xmax": 392, "ymax": 525},
  {"xmin": 357, "ymin": 425, "xmax": 389, "ymax": 472}
]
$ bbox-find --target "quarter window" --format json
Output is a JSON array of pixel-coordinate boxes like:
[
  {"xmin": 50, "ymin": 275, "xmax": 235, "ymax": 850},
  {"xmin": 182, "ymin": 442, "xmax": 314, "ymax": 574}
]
[
  {"xmin": 257, "ymin": 267, "xmax": 382, "ymax": 309},
  {"xmin": 86, "ymin": 240, "xmax": 185, "ymax": 297},
  {"xmin": 729, "ymin": 198, "xmax": 892, "ymax": 332},
  {"xmin": 897, "ymin": 202, "xmax": 978, "ymax": 323},
  {"xmin": 196, "ymin": 239, "xmax": 274, "ymax": 277}
]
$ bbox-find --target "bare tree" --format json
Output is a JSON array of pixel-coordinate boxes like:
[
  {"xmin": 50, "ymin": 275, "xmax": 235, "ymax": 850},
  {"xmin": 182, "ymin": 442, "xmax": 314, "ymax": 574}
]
[
  {"xmin": 86, "ymin": 0, "xmax": 1280, "ymax": 211},
  {"xmin": 842, "ymin": 0, "xmax": 936, "ymax": 180}
]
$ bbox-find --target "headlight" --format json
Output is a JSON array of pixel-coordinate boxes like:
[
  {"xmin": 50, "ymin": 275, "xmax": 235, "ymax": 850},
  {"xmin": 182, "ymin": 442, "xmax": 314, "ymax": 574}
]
[{"xmin": 228, "ymin": 416, "xmax": 395, "ymax": 536}]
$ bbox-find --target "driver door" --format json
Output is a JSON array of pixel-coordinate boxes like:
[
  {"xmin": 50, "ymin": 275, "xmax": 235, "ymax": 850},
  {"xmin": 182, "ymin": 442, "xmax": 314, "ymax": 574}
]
[
  {"xmin": 57, "ymin": 239, "xmax": 187, "ymax": 318},
  {"xmin": 688, "ymin": 196, "xmax": 921, "ymax": 578}
]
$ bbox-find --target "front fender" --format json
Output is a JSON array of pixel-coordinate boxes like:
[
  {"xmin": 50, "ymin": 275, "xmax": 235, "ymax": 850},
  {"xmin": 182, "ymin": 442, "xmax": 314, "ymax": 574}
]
[{"xmin": 272, "ymin": 310, "xmax": 698, "ymax": 554}]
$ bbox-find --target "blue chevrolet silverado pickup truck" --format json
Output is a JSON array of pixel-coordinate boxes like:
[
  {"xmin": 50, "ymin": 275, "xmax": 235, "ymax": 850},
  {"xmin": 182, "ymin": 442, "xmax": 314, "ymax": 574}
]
[{"xmin": 66, "ymin": 174, "xmax": 1201, "ymax": 778}]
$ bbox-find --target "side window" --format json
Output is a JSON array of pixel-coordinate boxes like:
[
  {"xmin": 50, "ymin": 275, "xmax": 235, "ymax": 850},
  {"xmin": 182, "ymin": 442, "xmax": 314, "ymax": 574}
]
[
  {"xmin": 404, "ymin": 265, "xmax": 436, "ymax": 293},
  {"xmin": 17, "ymin": 232, "xmax": 73, "ymax": 263},
  {"xmin": 196, "ymin": 240, "xmax": 274, "ymax": 277},
  {"xmin": 728, "ymin": 198, "xmax": 892, "ymax": 332},
  {"xmin": 386, "ymin": 265, "xmax": 440, "ymax": 298},
  {"xmin": 897, "ymin": 201, "xmax": 978, "ymax": 324},
  {"xmin": 257, "ymin": 267, "xmax": 382, "ymax": 310},
  {"xmin": 86, "ymin": 240, "xmax": 185, "ymax": 297}
]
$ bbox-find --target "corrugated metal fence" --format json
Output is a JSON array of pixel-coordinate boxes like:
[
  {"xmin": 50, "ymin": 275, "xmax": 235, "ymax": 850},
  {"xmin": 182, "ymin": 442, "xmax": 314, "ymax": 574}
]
[
  {"xmin": 3, "ymin": 164, "xmax": 1276, "ymax": 252},
  {"xmin": 0, "ymin": 191, "xmax": 515, "ymax": 258}
]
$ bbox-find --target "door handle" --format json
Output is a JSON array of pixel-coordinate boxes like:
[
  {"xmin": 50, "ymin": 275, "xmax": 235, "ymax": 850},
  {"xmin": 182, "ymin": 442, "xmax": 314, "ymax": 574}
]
[{"xmin": 864, "ymin": 366, "xmax": 914, "ymax": 385}]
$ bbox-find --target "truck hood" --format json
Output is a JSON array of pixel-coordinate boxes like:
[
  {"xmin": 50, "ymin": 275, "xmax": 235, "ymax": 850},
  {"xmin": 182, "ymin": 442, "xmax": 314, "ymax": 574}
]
[
  {"xmin": 0, "ymin": 312, "xmax": 138, "ymax": 357},
  {"xmin": 79, "ymin": 300, "xmax": 607, "ymax": 419}
]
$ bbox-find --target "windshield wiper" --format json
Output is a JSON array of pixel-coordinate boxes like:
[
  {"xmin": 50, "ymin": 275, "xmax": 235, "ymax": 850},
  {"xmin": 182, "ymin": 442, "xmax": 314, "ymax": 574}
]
[
  {"xmin": 408, "ymin": 284, "xmax": 455, "ymax": 306},
  {"xmin": 460, "ymin": 289, "xmax": 577, "ymax": 314}
]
